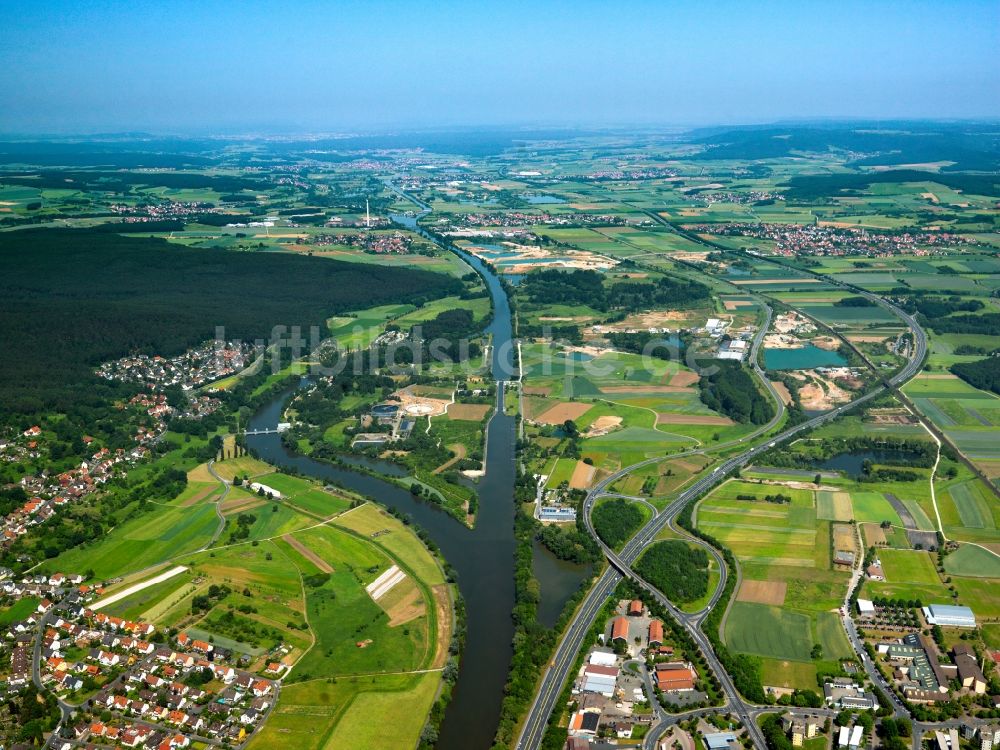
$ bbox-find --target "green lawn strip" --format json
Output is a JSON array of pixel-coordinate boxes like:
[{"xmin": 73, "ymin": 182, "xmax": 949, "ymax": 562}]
[
  {"xmin": 758, "ymin": 657, "xmax": 817, "ymax": 691},
  {"xmin": 950, "ymin": 576, "xmax": 1000, "ymax": 619},
  {"xmin": 943, "ymin": 544, "xmax": 1000, "ymax": 578},
  {"xmin": 0, "ymin": 597, "xmax": 41, "ymax": 626},
  {"xmin": 850, "ymin": 491, "xmax": 903, "ymax": 525},
  {"xmin": 54, "ymin": 501, "xmax": 219, "ymax": 580},
  {"xmin": 320, "ymin": 671, "xmax": 440, "ymax": 749},
  {"xmin": 878, "ymin": 548, "xmax": 941, "ymax": 585},
  {"xmin": 814, "ymin": 611, "xmax": 854, "ymax": 660},
  {"xmin": 285, "ymin": 524, "xmax": 434, "ymax": 679},
  {"xmin": 725, "ymin": 602, "xmax": 812, "ymax": 661},
  {"xmin": 948, "ymin": 479, "xmax": 996, "ymax": 529}
]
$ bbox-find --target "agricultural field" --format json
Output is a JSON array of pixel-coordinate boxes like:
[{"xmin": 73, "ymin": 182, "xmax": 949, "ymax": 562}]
[
  {"xmin": 248, "ymin": 672, "xmax": 440, "ymax": 750},
  {"xmin": 52, "ymin": 497, "xmax": 220, "ymax": 580},
  {"xmin": 88, "ymin": 492, "xmax": 451, "ymax": 748},
  {"xmin": 698, "ymin": 476, "xmax": 854, "ymax": 689}
]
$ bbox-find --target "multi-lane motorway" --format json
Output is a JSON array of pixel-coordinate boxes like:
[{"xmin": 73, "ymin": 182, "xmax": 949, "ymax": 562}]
[{"xmin": 516, "ymin": 284, "xmax": 927, "ymax": 750}]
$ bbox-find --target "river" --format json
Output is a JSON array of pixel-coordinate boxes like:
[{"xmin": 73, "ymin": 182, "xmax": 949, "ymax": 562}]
[{"xmin": 247, "ymin": 208, "xmax": 588, "ymax": 749}]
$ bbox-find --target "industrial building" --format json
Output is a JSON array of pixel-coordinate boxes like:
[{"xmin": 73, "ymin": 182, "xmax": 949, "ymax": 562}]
[{"xmin": 922, "ymin": 604, "xmax": 976, "ymax": 628}]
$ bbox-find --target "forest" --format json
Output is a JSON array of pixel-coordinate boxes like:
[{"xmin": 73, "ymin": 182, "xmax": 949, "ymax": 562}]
[
  {"xmin": 591, "ymin": 498, "xmax": 645, "ymax": 548},
  {"xmin": 0, "ymin": 228, "xmax": 462, "ymax": 420},
  {"xmin": 927, "ymin": 312, "xmax": 1000, "ymax": 336},
  {"xmin": 634, "ymin": 540, "xmax": 709, "ymax": 603},
  {"xmin": 951, "ymin": 356, "xmax": 1000, "ymax": 396},
  {"xmin": 520, "ymin": 268, "xmax": 710, "ymax": 314},
  {"xmin": 699, "ymin": 362, "xmax": 775, "ymax": 424}
]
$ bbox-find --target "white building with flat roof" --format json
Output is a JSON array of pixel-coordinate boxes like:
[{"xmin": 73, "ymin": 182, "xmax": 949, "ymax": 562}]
[
  {"xmin": 857, "ymin": 599, "xmax": 875, "ymax": 617},
  {"xmin": 923, "ymin": 604, "xmax": 976, "ymax": 628},
  {"xmin": 248, "ymin": 482, "xmax": 282, "ymax": 499},
  {"xmin": 588, "ymin": 650, "xmax": 617, "ymax": 668}
]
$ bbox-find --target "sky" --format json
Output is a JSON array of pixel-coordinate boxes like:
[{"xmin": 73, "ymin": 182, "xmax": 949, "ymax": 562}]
[{"xmin": 0, "ymin": 0, "xmax": 998, "ymax": 134}]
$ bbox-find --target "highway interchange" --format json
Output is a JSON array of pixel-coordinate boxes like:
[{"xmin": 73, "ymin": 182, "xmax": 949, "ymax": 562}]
[{"xmin": 516, "ymin": 273, "xmax": 930, "ymax": 750}]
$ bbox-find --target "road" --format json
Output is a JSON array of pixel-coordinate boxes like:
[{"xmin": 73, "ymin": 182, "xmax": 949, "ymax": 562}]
[
  {"xmin": 516, "ymin": 285, "xmax": 927, "ymax": 750},
  {"xmin": 204, "ymin": 458, "xmax": 231, "ymax": 548}
]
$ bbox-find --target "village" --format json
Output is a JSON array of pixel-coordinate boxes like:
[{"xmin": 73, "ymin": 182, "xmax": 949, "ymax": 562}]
[
  {"xmin": 305, "ymin": 230, "xmax": 415, "ymax": 254},
  {"xmin": 108, "ymin": 201, "xmax": 226, "ymax": 222},
  {"xmin": 692, "ymin": 223, "xmax": 975, "ymax": 258},
  {"xmin": 565, "ymin": 599, "xmax": 848, "ymax": 750},
  {"xmin": 0, "ymin": 569, "xmax": 281, "ymax": 749},
  {"xmin": 0, "ymin": 424, "xmax": 153, "ymax": 554},
  {"xmin": 96, "ymin": 340, "xmax": 260, "ymax": 392},
  {"xmin": 455, "ymin": 211, "xmax": 630, "ymax": 228}
]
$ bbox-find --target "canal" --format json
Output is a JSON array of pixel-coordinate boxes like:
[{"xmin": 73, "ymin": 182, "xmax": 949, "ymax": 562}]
[{"xmin": 247, "ymin": 209, "xmax": 588, "ymax": 749}]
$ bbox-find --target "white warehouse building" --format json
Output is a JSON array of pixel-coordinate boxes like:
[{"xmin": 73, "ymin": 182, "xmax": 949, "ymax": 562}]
[{"xmin": 922, "ymin": 604, "xmax": 976, "ymax": 628}]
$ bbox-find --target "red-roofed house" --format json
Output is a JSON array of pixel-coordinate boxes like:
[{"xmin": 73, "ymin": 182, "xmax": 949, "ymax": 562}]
[
  {"xmin": 655, "ymin": 662, "xmax": 697, "ymax": 692},
  {"xmin": 611, "ymin": 616, "xmax": 629, "ymax": 643},
  {"xmin": 648, "ymin": 619, "xmax": 664, "ymax": 647}
]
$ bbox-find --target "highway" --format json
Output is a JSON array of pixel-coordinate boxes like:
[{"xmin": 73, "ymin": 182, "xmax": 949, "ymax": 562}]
[{"xmin": 516, "ymin": 283, "xmax": 927, "ymax": 750}]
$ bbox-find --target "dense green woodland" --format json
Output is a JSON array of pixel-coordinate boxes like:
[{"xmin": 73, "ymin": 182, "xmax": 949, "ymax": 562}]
[
  {"xmin": 634, "ymin": 540, "xmax": 709, "ymax": 603},
  {"xmin": 0, "ymin": 228, "xmax": 461, "ymax": 419},
  {"xmin": 591, "ymin": 498, "xmax": 645, "ymax": 548},
  {"xmin": 700, "ymin": 362, "xmax": 775, "ymax": 424},
  {"xmin": 521, "ymin": 268, "xmax": 710, "ymax": 313},
  {"xmin": 951, "ymin": 356, "xmax": 1000, "ymax": 396}
]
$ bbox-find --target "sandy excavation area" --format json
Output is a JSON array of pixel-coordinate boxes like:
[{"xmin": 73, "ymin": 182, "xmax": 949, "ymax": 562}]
[
  {"xmin": 603, "ymin": 309, "xmax": 693, "ymax": 331},
  {"xmin": 392, "ymin": 385, "xmax": 452, "ymax": 417},
  {"xmin": 789, "ymin": 370, "xmax": 852, "ymax": 410},
  {"xmin": 583, "ymin": 415, "xmax": 622, "ymax": 437}
]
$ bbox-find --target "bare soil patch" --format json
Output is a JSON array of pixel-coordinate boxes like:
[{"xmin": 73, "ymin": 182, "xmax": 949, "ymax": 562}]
[
  {"xmin": 432, "ymin": 444, "xmax": 467, "ymax": 475},
  {"xmin": 771, "ymin": 381, "xmax": 793, "ymax": 406},
  {"xmin": 392, "ymin": 385, "xmax": 451, "ymax": 417},
  {"xmin": 811, "ymin": 336, "xmax": 840, "ymax": 351},
  {"xmin": 379, "ymin": 577, "xmax": 426, "ymax": 627},
  {"xmin": 447, "ymin": 403, "xmax": 491, "ymax": 421},
  {"xmin": 847, "ymin": 335, "xmax": 890, "ymax": 343},
  {"xmin": 669, "ymin": 370, "xmax": 700, "ymax": 387},
  {"xmin": 723, "ymin": 299, "xmax": 754, "ymax": 310},
  {"xmin": 283, "ymin": 534, "xmax": 332, "ymax": 574},
  {"xmin": 737, "ymin": 579, "xmax": 787, "ymax": 606},
  {"xmin": 656, "ymin": 413, "xmax": 734, "ymax": 426},
  {"xmin": 180, "ymin": 484, "xmax": 218, "ymax": 507},
  {"xmin": 833, "ymin": 523, "xmax": 858, "ymax": 557},
  {"xmin": 861, "ymin": 523, "xmax": 887, "ymax": 547},
  {"xmin": 431, "ymin": 584, "xmax": 452, "ymax": 668},
  {"xmin": 798, "ymin": 371, "xmax": 852, "ymax": 411},
  {"xmin": 600, "ymin": 385, "xmax": 696, "ymax": 394},
  {"xmin": 569, "ymin": 461, "xmax": 597, "ymax": 490},
  {"xmin": 537, "ymin": 401, "xmax": 593, "ymax": 425},
  {"xmin": 583, "ymin": 415, "xmax": 622, "ymax": 437}
]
